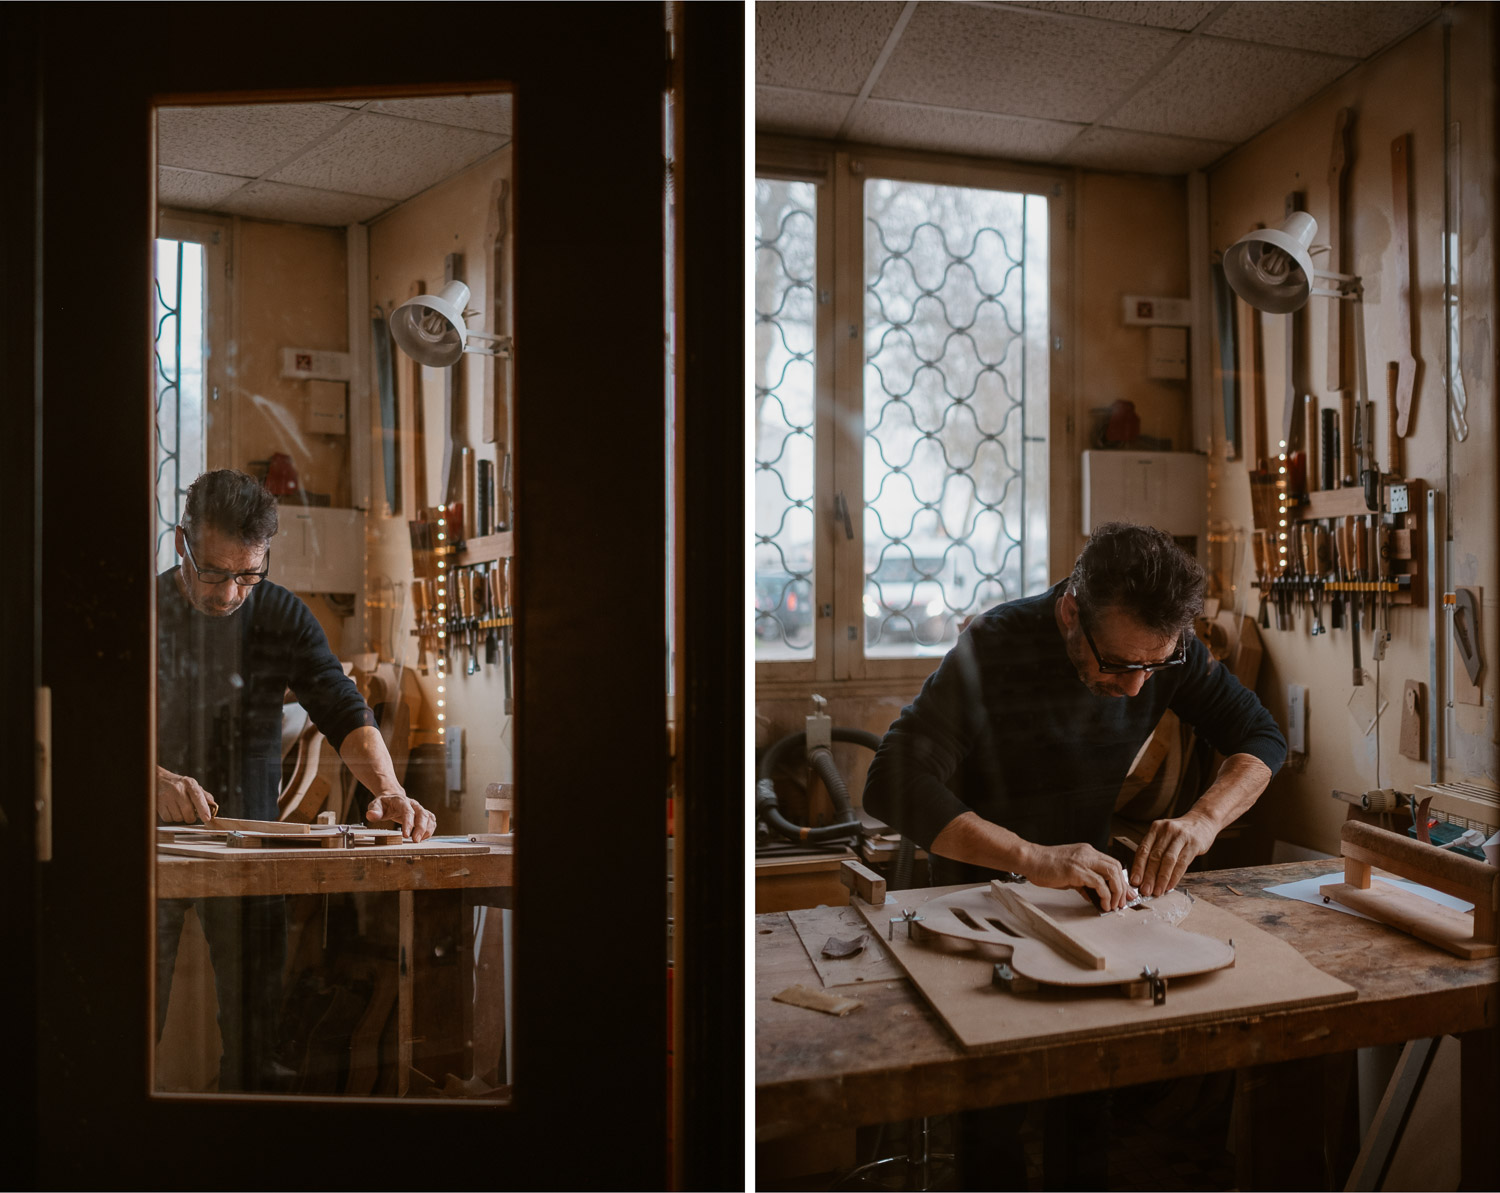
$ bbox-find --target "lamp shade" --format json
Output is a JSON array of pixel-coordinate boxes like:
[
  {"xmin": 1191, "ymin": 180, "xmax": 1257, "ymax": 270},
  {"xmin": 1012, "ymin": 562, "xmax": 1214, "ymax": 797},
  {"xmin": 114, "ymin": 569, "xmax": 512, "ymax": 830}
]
[
  {"xmin": 389, "ymin": 279, "xmax": 471, "ymax": 367},
  {"xmin": 1222, "ymin": 212, "xmax": 1318, "ymax": 314}
]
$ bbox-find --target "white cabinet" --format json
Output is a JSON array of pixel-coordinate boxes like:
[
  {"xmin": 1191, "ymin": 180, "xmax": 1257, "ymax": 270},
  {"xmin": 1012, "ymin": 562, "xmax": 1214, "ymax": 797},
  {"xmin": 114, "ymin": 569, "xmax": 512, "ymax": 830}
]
[
  {"xmin": 268, "ymin": 506, "xmax": 364, "ymax": 593},
  {"xmin": 1081, "ymin": 451, "xmax": 1208, "ymax": 557}
]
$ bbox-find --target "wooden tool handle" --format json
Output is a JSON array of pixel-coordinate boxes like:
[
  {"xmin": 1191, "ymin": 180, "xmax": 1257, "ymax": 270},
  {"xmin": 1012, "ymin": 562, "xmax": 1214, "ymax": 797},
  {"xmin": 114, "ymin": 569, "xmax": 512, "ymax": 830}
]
[
  {"xmin": 1342, "ymin": 820, "xmax": 1499, "ymax": 908},
  {"xmin": 989, "ymin": 881, "xmax": 1107, "ymax": 969}
]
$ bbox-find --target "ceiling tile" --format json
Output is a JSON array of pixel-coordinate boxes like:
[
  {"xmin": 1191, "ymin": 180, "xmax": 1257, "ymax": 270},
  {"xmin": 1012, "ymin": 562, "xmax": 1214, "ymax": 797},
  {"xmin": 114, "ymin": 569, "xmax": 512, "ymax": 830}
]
[
  {"xmin": 366, "ymin": 94, "xmax": 513, "ymax": 137},
  {"xmin": 756, "ymin": 86, "xmax": 857, "ymax": 139},
  {"xmin": 848, "ymin": 100, "xmax": 1083, "ymax": 160},
  {"xmin": 214, "ymin": 180, "xmax": 393, "ymax": 227},
  {"xmin": 1001, "ymin": 1, "xmax": 1218, "ymax": 31},
  {"xmin": 1210, "ymin": 1, "xmax": 1439, "ymax": 59},
  {"xmin": 1056, "ymin": 126, "xmax": 1234, "ymax": 173},
  {"xmin": 157, "ymin": 166, "xmax": 252, "ymax": 210},
  {"xmin": 1105, "ymin": 36, "xmax": 1352, "ymax": 143},
  {"xmin": 872, "ymin": 2, "xmax": 1184, "ymax": 123},
  {"xmin": 157, "ymin": 103, "xmax": 350, "ymax": 178},
  {"xmin": 756, "ymin": 1, "xmax": 907, "ymax": 93},
  {"xmin": 267, "ymin": 112, "xmax": 505, "ymax": 201}
]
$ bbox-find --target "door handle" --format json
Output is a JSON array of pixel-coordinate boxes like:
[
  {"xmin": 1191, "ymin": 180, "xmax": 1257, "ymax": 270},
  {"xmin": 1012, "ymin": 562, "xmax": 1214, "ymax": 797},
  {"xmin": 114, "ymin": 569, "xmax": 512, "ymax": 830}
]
[
  {"xmin": 834, "ymin": 492, "xmax": 854, "ymax": 541},
  {"xmin": 36, "ymin": 685, "xmax": 51, "ymax": 862}
]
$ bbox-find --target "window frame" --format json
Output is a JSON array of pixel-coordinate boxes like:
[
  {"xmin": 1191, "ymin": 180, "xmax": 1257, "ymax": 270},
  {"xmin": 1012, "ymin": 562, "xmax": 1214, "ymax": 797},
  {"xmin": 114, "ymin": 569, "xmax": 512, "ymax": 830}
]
[{"xmin": 756, "ymin": 138, "xmax": 1076, "ymax": 691}]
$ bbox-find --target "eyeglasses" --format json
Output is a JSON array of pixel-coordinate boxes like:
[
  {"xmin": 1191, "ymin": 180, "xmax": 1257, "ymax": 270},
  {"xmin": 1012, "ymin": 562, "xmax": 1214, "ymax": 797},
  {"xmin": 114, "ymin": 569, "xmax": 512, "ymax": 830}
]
[
  {"xmin": 181, "ymin": 531, "xmax": 270, "ymax": 587},
  {"xmin": 1079, "ymin": 619, "xmax": 1186, "ymax": 675}
]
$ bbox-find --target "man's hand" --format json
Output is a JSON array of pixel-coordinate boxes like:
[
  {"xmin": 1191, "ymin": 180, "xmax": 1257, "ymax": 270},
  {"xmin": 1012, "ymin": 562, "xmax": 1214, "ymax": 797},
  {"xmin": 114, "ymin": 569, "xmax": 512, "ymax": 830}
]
[
  {"xmin": 366, "ymin": 793, "xmax": 436, "ymax": 842},
  {"xmin": 1129, "ymin": 814, "xmax": 1218, "ymax": 897},
  {"xmin": 1022, "ymin": 841, "xmax": 1137, "ymax": 911},
  {"xmin": 157, "ymin": 766, "xmax": 218, "ymax": 824}
]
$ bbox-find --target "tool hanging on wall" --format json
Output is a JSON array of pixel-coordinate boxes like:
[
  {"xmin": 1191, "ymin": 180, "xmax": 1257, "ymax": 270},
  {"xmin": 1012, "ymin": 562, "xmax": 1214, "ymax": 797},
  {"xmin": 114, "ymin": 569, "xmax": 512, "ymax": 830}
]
[
  {"xmin": 1281, "ymin": 191, "xmax": 1305, "ymax": 450},
  {"xmin": 405, "ymin": 280, "xmax": 429, "ymax": 508},
  {"xmin": 1326, "ymin": 108, "xmax": 1352, "ymax": 393},
  {"xmin": 477, "ymin": 458, "xmax": 494, "ymax": 538},
  {"xmin": 440, "ymin": 253, "xmax": 467, "ymax": 507},
  {"xmin": 482, "ymin": 177, "xmax": 512, "ymax": 451},
  {"xmin": 497, "ymin": 558, "xmax": 514, "ymax": 714},
  {"xmin": 372, "ymin": 308, "xmax": 401, "ymax": 516},
  {"xmin": 481, "ymin": 564, "xmax": 500, "ymax": 667},
  {"xmin": 1212, "ymin": 263, "xmax": 1241, "ymax": 460},
  {"xmin": 1390, "ymin": 133, "xmax": 1418, "ymax": 437}
]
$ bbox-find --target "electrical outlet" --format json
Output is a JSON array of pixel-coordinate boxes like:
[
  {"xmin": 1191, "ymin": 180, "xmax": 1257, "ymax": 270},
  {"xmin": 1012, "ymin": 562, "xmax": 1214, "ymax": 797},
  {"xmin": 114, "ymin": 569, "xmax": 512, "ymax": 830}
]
[
  {"xmin": 1287, "ymin": 684, "xmax": 1307, "ymax": 753},
  {"xmin": 1122, "ymin": 295, "xmax": 1191, "ymax": 326}
]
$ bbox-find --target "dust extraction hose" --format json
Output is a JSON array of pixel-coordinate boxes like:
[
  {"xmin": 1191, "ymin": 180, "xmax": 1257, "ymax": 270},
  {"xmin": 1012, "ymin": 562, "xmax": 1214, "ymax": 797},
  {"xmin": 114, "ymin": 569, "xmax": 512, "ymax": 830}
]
[{"xmin": 756, "ymin": 727, "xmax": 881, "ymax": 845}]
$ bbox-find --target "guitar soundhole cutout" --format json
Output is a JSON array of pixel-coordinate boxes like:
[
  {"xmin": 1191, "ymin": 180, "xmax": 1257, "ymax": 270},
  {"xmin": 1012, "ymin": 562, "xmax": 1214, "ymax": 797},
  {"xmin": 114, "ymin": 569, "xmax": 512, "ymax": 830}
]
[
  {"xmin": 985, "ymin": 917, "xmax": 1020, "ymax": 938},
  {"xmin": 950, "ymin": 907, "xmax": 986, "ymax": 932}
]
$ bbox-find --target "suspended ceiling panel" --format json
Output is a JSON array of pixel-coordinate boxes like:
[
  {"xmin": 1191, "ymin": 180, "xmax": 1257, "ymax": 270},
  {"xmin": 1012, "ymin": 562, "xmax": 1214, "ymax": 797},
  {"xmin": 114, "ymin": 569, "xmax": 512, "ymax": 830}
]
[
  {"xmin": 756, "ymin": 0, "xmax": 1441, "ymax": 174},
  {"xmin": 156, "ymin": 93, "xmax": 512, "ymax": 227}
]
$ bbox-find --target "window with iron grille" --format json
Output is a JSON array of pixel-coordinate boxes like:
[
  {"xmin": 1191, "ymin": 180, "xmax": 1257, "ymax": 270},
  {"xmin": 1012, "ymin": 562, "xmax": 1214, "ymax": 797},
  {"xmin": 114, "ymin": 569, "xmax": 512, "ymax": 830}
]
[{"xmin": 755, "ymin": 150, "xmax": 1066, "ymax": 683}]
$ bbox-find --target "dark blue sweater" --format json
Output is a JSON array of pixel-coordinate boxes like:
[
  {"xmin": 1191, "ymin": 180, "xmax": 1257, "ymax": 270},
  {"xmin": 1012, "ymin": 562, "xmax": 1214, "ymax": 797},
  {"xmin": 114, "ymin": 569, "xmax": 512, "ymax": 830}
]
[
  {"xmin": 156, "ymin": 572, "xmax": 375, "ymax": 820},
  {"xmin": 863, "ymin": 581, "xmax": 1287, "ymax": 852}
]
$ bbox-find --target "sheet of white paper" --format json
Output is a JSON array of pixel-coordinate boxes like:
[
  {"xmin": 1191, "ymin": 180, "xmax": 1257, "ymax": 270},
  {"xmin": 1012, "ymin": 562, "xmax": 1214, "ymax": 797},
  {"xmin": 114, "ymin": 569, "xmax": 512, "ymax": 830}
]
[{"xmin": 1265, "ymin": 871, "xmax": 1474, "ymax": 920}]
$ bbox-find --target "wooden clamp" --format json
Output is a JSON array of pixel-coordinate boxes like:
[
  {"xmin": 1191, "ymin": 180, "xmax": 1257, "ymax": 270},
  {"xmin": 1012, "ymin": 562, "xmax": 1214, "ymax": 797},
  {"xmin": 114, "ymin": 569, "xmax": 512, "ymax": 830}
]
[
  {"xmin": 989, "ymin": 881, "xmax": 1107, "ymax": 970},
  {"xmin": 1320, "ymin": 820, "xmax": 1498, "ymax": 959},
  {"xmin": 838, "ymin": 859, "xmax": 886, "ymax": 906}
]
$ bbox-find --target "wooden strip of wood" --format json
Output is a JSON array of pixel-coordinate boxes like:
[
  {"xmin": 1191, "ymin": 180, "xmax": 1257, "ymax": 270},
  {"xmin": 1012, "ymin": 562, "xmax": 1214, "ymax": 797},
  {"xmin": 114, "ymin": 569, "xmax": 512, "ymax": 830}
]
[
  {"xmin": 205, "ymin": 816, "xmax": 311, "ymax": 834},
  {"xmin": 989, "ymin": 881, "xmax": 1107, "ymax": 970},
  {"xmin": 838, "ymin": 859, "xmax": 886, "ymax": 905}
]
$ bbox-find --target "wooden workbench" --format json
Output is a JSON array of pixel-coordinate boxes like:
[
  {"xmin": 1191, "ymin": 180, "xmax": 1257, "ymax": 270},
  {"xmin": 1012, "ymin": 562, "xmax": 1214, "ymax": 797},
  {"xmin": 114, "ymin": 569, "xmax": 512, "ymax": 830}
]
[
  {"xmin": 757, "ymin": 860, "xmax": 1498, "ymax": 1185},
  {"xmin": 156, "ymin": 838, "xmax": 513, "ymax": 900},
  {"xmin": 157, "ymin": 839, "xmax": 514, "ymax": 1096}
]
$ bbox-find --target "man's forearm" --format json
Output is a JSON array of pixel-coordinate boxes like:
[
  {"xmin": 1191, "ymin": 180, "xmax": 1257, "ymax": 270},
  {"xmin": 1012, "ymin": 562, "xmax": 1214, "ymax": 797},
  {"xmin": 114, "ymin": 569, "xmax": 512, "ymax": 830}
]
[
  {"xmin": 337, "ymin": 725, "xmax": 403, "ymax": 799},
  {"xmin": 928, "ymin": 811, "xmax": 1034, "ymax": 873},
  {"xmin": 1183, "ymin": 752, "xmax": 1272, "ymax": 832}
]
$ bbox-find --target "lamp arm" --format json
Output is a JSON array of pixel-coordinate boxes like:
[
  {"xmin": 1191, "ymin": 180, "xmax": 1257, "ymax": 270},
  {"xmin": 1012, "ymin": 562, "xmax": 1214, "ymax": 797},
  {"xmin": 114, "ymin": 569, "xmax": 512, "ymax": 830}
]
[{"xmin": 461, "ymin": 330, "xmax": 514, "ymax": 359}]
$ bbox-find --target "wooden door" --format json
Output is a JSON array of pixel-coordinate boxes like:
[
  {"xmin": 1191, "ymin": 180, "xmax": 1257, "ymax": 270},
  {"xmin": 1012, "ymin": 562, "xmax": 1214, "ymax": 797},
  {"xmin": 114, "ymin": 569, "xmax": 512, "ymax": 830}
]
[{"xmin": 0, "ymin": 5, "xmax": 743, "ymax": 1186}]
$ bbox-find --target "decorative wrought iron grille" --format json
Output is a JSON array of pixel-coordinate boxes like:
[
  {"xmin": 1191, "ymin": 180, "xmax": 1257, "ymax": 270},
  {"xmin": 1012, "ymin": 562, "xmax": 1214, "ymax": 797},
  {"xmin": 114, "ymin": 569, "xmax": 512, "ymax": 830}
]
[
  {"xmin": 863, "ymin": 180, "xmax": 1049, "ymax": 655},
  {"xmin": 753, "ymin": 179, "xmax": 817, "ymax": 659},
  {"xmin": 153, "ymin": 239, "xmax": 207, "ymax": 572}
]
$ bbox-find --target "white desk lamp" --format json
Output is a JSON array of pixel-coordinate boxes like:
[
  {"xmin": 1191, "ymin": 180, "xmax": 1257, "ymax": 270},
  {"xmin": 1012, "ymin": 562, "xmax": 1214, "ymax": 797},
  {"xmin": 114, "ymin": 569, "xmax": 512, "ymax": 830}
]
[
  {"xmin": 389, "ymin": 280, "xmax": 512, "ymax": 368},
  {"xmin": 1222, "ymin": 212, "xmax": 1368, "ymax": 456}
]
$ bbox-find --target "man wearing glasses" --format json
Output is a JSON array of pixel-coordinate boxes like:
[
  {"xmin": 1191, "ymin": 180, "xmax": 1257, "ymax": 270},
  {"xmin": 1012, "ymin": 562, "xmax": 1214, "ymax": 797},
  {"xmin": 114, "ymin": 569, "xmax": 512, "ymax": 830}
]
[
  {"xmin": 155, "ymin": 469, "xmax": 435, "ymax": 1090},
  {"xmin": 864, "ymin": 519, "xmax": 1284, "ymax": 910},
  {"xmin": 863, "ymin": 521, "xmax": 1284, "ymax": 1189}
]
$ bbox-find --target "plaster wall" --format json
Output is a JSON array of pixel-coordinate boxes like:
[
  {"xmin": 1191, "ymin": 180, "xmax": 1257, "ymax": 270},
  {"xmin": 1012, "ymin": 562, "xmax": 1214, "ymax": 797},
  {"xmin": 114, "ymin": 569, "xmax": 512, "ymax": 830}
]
[{"xmin": 1206, "ymin": 9, "xmax": 1497, "ymax": 854}]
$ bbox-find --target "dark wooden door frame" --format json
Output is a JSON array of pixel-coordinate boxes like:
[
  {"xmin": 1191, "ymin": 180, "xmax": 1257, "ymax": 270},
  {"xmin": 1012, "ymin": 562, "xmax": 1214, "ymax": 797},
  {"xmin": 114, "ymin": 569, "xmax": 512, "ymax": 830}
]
[{"xmin": 3, "ymin": 5, "xmax": 744, "ymax": 1187}]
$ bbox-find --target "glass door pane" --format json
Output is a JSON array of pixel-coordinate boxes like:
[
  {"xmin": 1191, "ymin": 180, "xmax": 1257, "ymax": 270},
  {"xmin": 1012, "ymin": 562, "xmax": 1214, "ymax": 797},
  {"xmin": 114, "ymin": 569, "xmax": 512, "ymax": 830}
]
[{"xmin": 152, "ymin": 92, "xmax": 517, "ymax": 1101}]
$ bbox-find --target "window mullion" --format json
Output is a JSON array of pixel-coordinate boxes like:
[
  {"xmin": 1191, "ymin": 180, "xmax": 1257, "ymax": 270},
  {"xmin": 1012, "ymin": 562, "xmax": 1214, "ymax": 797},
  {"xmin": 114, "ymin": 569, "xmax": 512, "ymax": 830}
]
[{"xmin": 830, "ymin": 152, "xmax": 867, "ymax": 681}]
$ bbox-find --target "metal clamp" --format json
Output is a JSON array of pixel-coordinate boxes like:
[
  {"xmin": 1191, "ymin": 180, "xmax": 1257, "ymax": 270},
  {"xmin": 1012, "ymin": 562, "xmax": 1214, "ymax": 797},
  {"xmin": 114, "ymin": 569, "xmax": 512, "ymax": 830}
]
[
  {"xmin": 1140, "ymin": 965, "xmax": 1167, "ymax": 1006},
  {"xmin": 889, "ymin": 908, "xmax": 924, "ymax": 941}
]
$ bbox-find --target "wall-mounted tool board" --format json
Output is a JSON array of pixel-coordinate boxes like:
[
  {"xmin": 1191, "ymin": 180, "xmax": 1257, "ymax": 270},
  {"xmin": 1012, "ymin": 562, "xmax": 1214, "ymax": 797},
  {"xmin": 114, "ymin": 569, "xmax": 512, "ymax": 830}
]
[{"xmin": 855, "ymin": 883, "xmax": 1355, "ymax": 1053}]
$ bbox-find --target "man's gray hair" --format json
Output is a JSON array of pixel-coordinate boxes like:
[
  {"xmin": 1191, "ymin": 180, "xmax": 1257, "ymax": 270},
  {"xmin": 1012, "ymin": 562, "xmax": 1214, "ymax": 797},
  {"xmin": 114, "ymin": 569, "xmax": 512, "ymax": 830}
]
[
  {"xmin": 181, "ymin": 469, "xmax": 279, "ymax": 547},
  {"xmin": 1069, "ymin": 521, "xmax": 1205, "ymax": 636}
]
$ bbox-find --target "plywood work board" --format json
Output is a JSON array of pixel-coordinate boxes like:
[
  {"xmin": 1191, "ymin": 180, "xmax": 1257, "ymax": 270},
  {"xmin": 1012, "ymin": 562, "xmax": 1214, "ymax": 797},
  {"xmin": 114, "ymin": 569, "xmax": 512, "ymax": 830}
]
[
  {"xmin": 787, "ymin": 904, "xmax": 904, "ymax": 988},
  {"xmin": 855, "ymin": 883, "xmax": 1355, "ymax": 1053}
]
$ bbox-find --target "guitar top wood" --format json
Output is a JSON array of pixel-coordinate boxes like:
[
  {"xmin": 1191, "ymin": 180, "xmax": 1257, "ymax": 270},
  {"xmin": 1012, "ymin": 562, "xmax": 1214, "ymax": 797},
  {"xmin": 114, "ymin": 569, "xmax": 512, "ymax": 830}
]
[{"xmin": 912, "ymin": 883, "xmax": 1236, "ymax": 988}]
